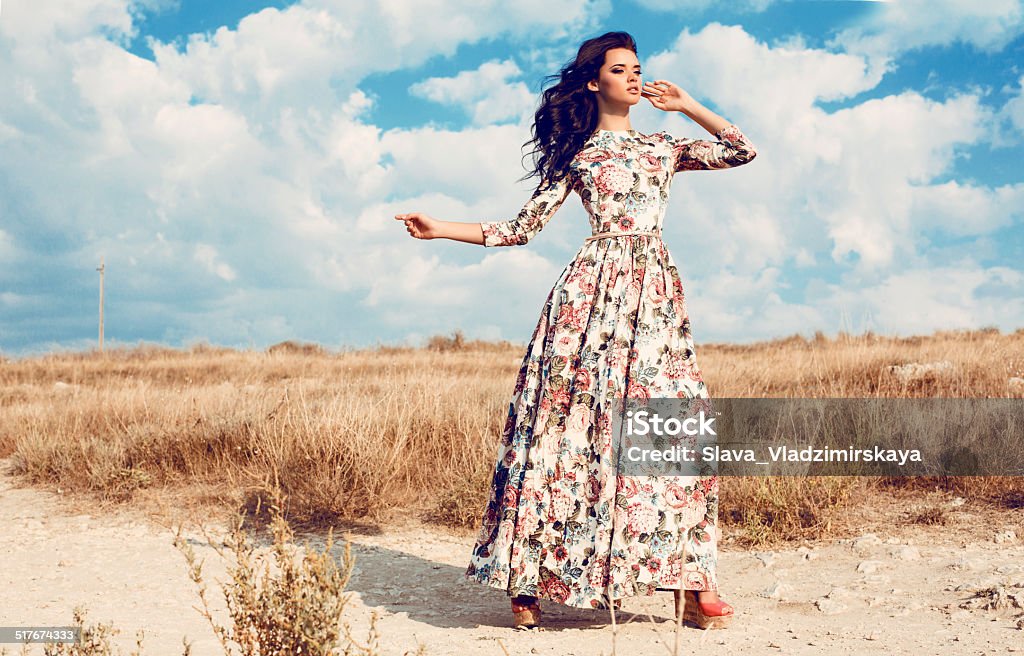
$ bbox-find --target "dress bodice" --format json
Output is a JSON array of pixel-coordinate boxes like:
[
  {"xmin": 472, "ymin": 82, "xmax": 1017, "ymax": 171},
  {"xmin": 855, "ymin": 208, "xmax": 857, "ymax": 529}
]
[{"xmin": 480, "ymin": 124, "xmax": 757, "ymax": 248}]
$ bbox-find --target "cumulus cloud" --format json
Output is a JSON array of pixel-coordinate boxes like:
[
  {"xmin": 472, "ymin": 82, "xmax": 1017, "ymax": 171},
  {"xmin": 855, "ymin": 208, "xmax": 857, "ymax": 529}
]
[
  {"xmin": 194, "ymin": 244, "xmax": 237, "ymax": 282},
  {"xmin": 814, "ymin": 264, "xmax": 1024, "ymax": 335},
  {"xmin": 1000, "ymin": 74, "xmax": 1024, "ymax": 137},
  {"xmin": 828, "ymin": 0, "xmax": 1024, "ymax": 65},
  {"xmin": 409, "ymin": 59, "xmax": 535, "ymax": 125}
]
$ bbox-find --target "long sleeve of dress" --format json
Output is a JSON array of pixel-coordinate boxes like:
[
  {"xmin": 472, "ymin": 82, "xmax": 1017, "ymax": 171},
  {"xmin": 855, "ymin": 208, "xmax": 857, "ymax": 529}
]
[
  {"xmin": 480, "ymin": 174, "xmax": 574, "ymax": 247},
  {"xmin": 668, "ymin": 124, "xmax": 758, "ymax": 172}
]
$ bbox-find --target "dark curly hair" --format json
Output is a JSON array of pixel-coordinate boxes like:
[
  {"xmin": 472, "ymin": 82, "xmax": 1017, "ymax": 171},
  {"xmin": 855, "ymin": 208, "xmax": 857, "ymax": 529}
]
[{"xmin": 520, "ymin": 31, "xmax": 638, "ymax": 191}]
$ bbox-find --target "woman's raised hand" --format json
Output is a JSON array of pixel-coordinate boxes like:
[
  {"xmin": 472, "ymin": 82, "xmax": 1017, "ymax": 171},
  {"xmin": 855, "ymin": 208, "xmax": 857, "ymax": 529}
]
[
  {"xmin": 394, "ymin": 212, "xmax": 438, "ymax": 240},
  {"xmin": 642, "ymin": 79, "xmax": 696, "ymax": 113}
]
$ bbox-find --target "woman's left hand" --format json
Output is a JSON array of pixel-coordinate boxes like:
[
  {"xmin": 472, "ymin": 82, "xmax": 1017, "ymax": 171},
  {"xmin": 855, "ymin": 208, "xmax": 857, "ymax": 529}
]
[{"xmin": 642, "ymin": 79, "xmax": 695, "ymax": 113}]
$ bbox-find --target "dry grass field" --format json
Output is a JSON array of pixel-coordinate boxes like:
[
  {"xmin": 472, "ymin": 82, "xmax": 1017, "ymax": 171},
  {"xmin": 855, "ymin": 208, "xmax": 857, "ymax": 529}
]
[{"xmin": 1, "ymin": 328, "xmax": 1022, "ymax": 548}]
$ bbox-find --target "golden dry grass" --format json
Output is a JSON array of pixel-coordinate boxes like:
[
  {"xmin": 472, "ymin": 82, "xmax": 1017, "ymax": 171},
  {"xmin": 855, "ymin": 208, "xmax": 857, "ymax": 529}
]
[{"xmin": 1, "ymin": 328, "xmax": 1022, "ymax": 547}]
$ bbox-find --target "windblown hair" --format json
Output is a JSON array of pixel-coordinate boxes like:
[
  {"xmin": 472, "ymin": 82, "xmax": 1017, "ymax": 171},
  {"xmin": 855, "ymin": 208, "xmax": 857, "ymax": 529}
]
[{"xmin": 520, "ymin": 31, "xmax": 638, "ymax": 191}]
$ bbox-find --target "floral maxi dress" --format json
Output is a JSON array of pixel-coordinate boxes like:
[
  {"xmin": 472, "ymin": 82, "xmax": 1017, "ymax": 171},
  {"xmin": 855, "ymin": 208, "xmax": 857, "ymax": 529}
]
[{"xmin": 465, "ymin": 124, "xmax": 758, "ymax": 609}]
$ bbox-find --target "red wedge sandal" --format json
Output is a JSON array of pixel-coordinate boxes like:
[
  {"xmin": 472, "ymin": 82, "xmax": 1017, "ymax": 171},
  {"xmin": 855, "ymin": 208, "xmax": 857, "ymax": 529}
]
[
  {"xmin": 674, "ymin": 589, "xmax": 734, "ymax": 629},
  {"xmin": 511, "ymin": 595, "xmax": 542, "ymax": 629}
]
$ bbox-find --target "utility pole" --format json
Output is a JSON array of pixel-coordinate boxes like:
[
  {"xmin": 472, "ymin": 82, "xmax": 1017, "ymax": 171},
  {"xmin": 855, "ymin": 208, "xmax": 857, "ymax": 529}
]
[{"xmin": 97, "ymin": 258, "xmax": 105, "ymax": 352}]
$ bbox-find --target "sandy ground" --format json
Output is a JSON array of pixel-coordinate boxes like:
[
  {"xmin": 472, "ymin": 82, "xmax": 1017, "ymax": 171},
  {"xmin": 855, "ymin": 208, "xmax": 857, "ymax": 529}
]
[{"xmin": 1, "ymin": 457, "xmax": 1023, "ymax": 655}]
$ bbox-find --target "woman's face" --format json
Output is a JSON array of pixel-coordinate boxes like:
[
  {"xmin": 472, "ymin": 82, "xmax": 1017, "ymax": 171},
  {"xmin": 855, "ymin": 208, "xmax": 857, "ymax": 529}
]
[{"xmin": 587, "ymin": 47, "xmax": 642, "ymax": 108}]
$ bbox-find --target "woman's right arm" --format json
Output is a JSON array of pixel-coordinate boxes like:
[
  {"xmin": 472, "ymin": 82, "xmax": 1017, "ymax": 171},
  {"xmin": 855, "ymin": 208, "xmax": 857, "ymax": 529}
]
[
  {"xmin": 394, "ymin": 213, "xmax": 485, "ymax": 245},
  {"xmin": 396, "ymin": 174, "xmax": 573, "ymax": 247}
]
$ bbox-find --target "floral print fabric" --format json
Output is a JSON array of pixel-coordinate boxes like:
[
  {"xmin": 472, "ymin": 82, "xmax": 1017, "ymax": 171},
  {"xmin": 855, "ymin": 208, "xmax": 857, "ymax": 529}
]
[{"xmin": 467, "ymin": 124, "xmax": 757, "ymax": 609}]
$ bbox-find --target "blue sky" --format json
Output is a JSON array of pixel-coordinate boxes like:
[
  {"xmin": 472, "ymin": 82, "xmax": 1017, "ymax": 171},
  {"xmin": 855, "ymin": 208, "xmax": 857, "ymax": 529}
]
[{"xmin": 1, "ymin": 0, "xmax": 1023, "ymax": 357}]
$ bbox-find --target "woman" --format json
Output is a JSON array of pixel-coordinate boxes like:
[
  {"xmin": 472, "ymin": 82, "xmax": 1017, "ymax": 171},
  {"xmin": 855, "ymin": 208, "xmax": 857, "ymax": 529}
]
[{"xmin": 395, "ymin": 31, "xmax": 756, "ymax": 629}]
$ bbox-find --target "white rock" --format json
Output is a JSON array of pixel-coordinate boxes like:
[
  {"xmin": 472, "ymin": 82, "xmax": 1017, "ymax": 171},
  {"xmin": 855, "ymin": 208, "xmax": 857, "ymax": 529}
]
[
  {"xmin": 887, "ymin": 361, "xmax": 954, "ymax": 382},
  {"xmin": 795, "ymin": 546, "xmax": 819, "ymax": 561},
  {"xmin": 815, "ymin": 597, "xmax": 848, "ymax": 615},
  {"xmin": 857, "ymin": 560, "xmax": 883, "ymax": 574},
  {"xmin": 891, "ymin": 545, "xmax": 921, "ymax": 561},
  {"xmin": 760, "ymin": 581, "xmax": 792, "ymax": 600},
  {"xmin": 949, "ymin": 556, "xmax": 980, "ymax": 571},
  {"xmin": 994, "ymin": 530, "xmax": 1017, "ymax": 544},
  {"xmin": 853, "ymin": 533, "xmax": 883, "ymax": 551}
]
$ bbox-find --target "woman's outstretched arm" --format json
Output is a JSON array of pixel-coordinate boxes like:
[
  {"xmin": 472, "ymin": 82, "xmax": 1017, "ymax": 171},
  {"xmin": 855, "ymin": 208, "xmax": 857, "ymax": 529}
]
[
  {"xmin": 396, "ymin": 173, "xmax": 574, "ymax": 247},
  {"xmin": 394, "ymin": 213, "xmax": 485, "ymax": 245}
]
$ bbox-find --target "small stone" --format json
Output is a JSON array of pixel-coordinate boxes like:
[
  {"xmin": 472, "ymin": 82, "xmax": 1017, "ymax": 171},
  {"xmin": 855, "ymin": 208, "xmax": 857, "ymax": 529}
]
[
  {"xmin": 760, "ymin": 581, "xmax": 792, "ymax": 600},
  {"xmin": 796, "ymin": 546, "xmax": 819, "ymax": 561},
  {"xmin": 949, "ymin": 556, "xmax": 980, "ymax": 571},
  {"xmin": 857, "ymin": 560, "xmax": 883, "ymax": 574},
  {"xmin": 815, "ymin": 597, "xmax": 848, "ymax": 614},
  {"xmin": 853, "ymin": 533, "xmax": 883, "ymax": 551},
  {"xmin": 994, "ymin": 530, "xmax": 1017, "ymax": 544},
  {"xmin": 891, "ymin": 545, "xmax": 921, "ymax": 561}
]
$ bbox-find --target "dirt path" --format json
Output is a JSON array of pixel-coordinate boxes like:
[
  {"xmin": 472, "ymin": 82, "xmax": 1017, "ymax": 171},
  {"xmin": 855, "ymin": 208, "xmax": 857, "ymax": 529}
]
[{"xmin": 1, "ymin": 458, "xmax": 1022, "ymax": 655}]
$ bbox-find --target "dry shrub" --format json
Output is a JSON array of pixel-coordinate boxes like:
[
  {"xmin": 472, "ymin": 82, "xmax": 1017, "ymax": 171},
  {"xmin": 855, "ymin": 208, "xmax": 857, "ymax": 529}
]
[
  {"xmin": 427, "ymin": 450, "xmax": 494, "ymax": 529},
  {"xmin": 266, "ymin": 341, "xmax": 327, "ymax": 357},
  {"xmin": 909, "ymin": 507, "xmax": 949, "ymax": 525},
  {"xmin": 722, "ymin": 476, "xmax": 863, "ymax": 547}
]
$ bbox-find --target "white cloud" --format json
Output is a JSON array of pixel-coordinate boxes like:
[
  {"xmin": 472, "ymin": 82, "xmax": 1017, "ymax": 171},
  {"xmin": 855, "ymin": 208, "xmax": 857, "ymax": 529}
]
[
  {"xmin": 1000, "ymin": 74, "xmax": 1024, "ymax": 137},
  {"xmin": 631, "ymin": 0, "xmax": 774, "ymax": 13},
  {"xmin": 645, "ymin": 23, "xmax": 887, "ymax": 125},
  {"xmin": 194, "ymin": 244, "xmax": 237, "ymax": 281},
  {"xmin": 0, "ymin": 0, "xmax": 138, "ymax": 44},
  {"xmin": 829, "ymin": 0, "xmax": 1024, "ymax": 63},
  {"xmin": 686, "ymin": 268, "xmax": 826, "ymax": 342},
  {"xmin": 908, "ymin": 180, "xmax": 1024, "ymax": 237},
  {"xmin": 816, "ymin": 264, "xmax": 1024, "ymax": 335},
  {"xmin": 0, "ymin": 229, "xmax": 14, "ymax": 261},
  {"xmin": 409, "ymin": 59, "xmax": 535, "ymax": 125},
  {"xmin": 147, "ymin": 0, "xmax": 607, "ymax": 122}
]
